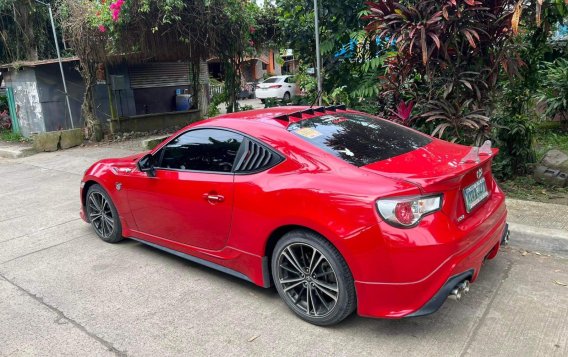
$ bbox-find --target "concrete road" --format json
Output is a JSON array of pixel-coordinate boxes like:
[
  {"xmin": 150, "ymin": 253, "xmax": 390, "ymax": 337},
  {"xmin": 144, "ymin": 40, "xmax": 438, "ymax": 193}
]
[{"xmin": 1, "ymin": 146, "xmax": 567, "ymax": 357}]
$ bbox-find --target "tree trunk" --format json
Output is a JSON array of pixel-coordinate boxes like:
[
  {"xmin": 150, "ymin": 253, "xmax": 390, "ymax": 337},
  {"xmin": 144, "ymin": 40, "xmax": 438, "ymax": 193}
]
[
  {"xmin": 79, "ymin": 61, "xmax": 101, "ymax": 141},
  {"xmin": 198, "ymin": 59, "xmax": 210, "ymax": 117},
  {"xmin": 13, "ymin": 1, "xmax": 38, "ymax": 61}
]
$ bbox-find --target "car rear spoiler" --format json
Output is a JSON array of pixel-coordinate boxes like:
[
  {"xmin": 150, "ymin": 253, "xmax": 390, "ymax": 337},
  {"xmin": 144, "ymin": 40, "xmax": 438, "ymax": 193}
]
[
  {"xmin": 274, "ymin": 105, "xmax": 347, "ymax": 122},
  {"xmin": 459, "ymin": 140, "xmax": 499, "ymax": 165}
]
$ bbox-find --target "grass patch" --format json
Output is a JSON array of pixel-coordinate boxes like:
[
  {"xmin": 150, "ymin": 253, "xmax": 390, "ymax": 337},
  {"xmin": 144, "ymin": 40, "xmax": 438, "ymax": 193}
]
[
  {"xmin": 499, "ymin": 175, "xmax": 568, "ymax": 205},
  {"xmin": 498, "ymin": 124, "xmax": 568, "ymax": 205},
  {"xmin": 0, "ymin": 130, "xmax": 25, "ymax": 142},
  {"xmin": 534, "ymin": 126, "xmax": 568, "ymax": 161}
]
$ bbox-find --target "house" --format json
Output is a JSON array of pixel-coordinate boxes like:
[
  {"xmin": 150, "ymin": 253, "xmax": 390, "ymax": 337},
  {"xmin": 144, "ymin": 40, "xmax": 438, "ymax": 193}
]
[
  {"xmin": 1, "ymin": 58, "xmax": 203, "ymax": 137},
  {"xmin": 0, "ymin": 57, "xmax": 84, "ymax": 137}
]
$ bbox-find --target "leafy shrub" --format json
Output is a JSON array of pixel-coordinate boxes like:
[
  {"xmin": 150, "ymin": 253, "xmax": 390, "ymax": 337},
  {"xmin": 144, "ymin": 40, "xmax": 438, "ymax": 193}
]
[
  {"xmin": 239, "ymin": 104, "xmax": 255, "ymax": 111},
  {"xmin": 0, "ymin": 94, "xmax": 8, "ymax": 112},
  {"xmin": 492, "ymin": 114, "xmax": 536, "ymax": 180},
  {"xmin": 263, "ymin": 97, "xmax": 279, "ymax": 108},
  {"xmin": 539, "ymin": 58, "xmax": 568, "ymax": 123},
  {"xmin": 364, "ymin": 0, "xmax": 522, "ymax": 145},
  {"xmin": 207, "ymin": 93, "xmax": 227, "ymax": 118}
]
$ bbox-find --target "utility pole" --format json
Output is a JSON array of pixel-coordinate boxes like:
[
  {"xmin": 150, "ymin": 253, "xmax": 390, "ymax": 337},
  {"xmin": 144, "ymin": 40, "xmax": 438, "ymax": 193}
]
[
  {"xmin": 313, "ymin": 0, "xmax": 322, "ymax": 106},
  {"xmin": 35, "ymin": 0, "xmax": 75, "ymax": 129}
]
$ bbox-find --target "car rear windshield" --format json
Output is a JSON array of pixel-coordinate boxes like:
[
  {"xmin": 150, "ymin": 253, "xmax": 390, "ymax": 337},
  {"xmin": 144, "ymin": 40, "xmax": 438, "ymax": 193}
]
[
  {"xmin": 287, "ymin": 113, "xmax": 432, "ymax": 167},
  {"xmin": 262, "ymin": 77, "xmax": 282, "ymax": 83}
]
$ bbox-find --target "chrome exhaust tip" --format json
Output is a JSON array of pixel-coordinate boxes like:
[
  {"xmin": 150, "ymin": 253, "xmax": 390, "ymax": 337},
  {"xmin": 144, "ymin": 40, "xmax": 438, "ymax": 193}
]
[
  {"xmin": 458, "ymin": 280, "xmax": 470, "ymax": 294},
  {"xmin": 448, "ymin": 287, "xmax": 462, "ymax": 301},
  {"xmin": 448, "ymin": 280, "xmax": 470, "ymax": 301},
  {"xmin": 501, "ymin": 225, "xmax": 510, "ymax": 246}
]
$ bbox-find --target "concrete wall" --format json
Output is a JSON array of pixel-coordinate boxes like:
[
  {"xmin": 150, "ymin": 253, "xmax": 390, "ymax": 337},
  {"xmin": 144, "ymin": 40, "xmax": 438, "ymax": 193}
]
[
  {"xmin": 4, "ymin": 68, "xmax": 44, "ymax": 137},
  {"xmin": 109, "ymin": 109, "xmax": 201, "ymax": 134}
]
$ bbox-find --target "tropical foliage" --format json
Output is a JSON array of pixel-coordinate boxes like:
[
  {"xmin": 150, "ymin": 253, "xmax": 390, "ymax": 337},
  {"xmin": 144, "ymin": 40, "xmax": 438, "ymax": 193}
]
[
  {"xmin": 364, "ymin": 0, "xmax": 526, "ymax": 145},
  {"xmin": 0, "ymin": 0, "xmax": 60, "ymax": 63},
  {"xmin": 539, "ymin": 58, "xmax": 568, "ymax": 123}
]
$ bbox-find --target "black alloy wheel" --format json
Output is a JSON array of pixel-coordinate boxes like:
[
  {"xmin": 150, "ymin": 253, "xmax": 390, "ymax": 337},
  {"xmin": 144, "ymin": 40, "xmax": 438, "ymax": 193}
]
[
  {"xmin": 272, "ymin": 230, "xmax": 356, "ymax": 325},
  {"xmin": 86, "ymin": 184, "xmax": 123, "ymax": 243}
]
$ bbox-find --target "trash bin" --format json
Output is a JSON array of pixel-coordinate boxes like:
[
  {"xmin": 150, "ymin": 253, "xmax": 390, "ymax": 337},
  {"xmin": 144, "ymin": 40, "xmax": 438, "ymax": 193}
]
[{"xmin": 175, "ymin": 94, "xmax": 193, "ymax": 111}]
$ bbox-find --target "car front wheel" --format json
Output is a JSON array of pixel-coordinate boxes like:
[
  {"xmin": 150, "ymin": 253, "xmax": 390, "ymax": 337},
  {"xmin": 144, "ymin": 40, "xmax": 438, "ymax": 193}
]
[
  {"xmin": 271, "ymin": 230, "xmax": 356, "ymax": 325},
  {"xmin": 86, "ymin": 184, "xmax": 123, "ymax": 243}
]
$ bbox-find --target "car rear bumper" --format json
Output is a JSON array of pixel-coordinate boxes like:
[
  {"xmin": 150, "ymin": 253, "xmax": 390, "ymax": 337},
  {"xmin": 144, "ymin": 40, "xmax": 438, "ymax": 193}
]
[
  {"xmin": 354, "ymin": 203, "xmax": 507, "ymax": 319},
  {"xmin": 256, "ymin": 89, "xmax": 283, "ymax": 99},
  {"xmin": 406, "ymin": 223, "xmax": 509, "ymax": 317}
]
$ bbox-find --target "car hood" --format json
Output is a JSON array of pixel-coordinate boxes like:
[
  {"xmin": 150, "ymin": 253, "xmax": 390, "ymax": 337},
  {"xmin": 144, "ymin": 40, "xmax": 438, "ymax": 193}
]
[{"xmin": 97, "ymin": 151, "xmax": 149, "ymax": 168}]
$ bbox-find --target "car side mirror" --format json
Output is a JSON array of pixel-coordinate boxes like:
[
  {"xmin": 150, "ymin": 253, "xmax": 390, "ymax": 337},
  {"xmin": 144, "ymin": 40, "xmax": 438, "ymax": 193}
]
[{"xmin": 137, "ymin": 153, "xmax": 156, "ymax": 177}]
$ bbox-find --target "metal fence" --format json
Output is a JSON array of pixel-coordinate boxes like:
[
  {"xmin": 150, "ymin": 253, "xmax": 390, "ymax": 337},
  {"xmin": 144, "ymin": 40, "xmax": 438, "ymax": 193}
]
[{"xmin": 209, "ymin": 84, "xmax": 224, "ymax": 97}]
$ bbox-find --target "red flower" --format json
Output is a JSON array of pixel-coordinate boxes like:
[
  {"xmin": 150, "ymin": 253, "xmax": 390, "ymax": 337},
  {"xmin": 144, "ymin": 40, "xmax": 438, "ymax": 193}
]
[
  {"xmin": 98, "ymin": 25, "xmax": 106, "ymax": 33},
  {"xmin": 109, "ymin": 0, "xmax": 125, "ymax": 21}
]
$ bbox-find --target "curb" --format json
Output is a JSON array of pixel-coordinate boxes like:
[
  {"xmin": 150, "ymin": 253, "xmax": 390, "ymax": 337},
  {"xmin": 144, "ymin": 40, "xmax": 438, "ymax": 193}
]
[
  {"xmin": 0, "ymin": 146, "xmax": 36, "ymax": 159},
  {"xmin": 508, "ymin": 222, "xmax": 568, "ymax": 256}
]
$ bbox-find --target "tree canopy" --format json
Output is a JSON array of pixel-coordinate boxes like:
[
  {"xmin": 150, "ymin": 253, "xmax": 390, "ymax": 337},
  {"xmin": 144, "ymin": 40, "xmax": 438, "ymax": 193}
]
[{"xmin": 0, "ymin": 0, "xmax": 60, "ymax": 63}]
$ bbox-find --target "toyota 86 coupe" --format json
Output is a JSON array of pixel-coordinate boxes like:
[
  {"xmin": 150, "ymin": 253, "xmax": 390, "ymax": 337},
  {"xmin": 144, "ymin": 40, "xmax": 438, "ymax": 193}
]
[{"xmin": 80, "ymin": 105, "xmax": 509, "ymax": 326}]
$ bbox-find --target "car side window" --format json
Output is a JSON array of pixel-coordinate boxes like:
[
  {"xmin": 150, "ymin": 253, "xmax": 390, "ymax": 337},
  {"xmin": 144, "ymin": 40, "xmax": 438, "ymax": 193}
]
[
  {"xmin": 158, "ymin": 129, "xmax": 244, "ymax": 173},
  {"xmin": 285, "ymin": 77, "xmax": 295, "ymax": 84}
]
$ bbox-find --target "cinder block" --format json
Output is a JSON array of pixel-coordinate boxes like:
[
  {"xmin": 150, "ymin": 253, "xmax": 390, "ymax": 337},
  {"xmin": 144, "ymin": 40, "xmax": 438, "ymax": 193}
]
[
  {"xmin": 141, "ymin": 136, "xmax": 169, "ymax": 150},
  {"xmin": 59, "ymin": 128, "xmax": 84, "ymax": 149},
  {"xmin": 32, "ymin": 131, "xmax": 61, "ymax": 152}
]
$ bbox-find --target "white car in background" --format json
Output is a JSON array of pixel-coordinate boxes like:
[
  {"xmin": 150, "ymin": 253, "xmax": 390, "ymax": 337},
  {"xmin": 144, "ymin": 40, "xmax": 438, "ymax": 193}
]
[{"xmin": 255, "ymin": 75, "xmax": 297, "ymax": 102}]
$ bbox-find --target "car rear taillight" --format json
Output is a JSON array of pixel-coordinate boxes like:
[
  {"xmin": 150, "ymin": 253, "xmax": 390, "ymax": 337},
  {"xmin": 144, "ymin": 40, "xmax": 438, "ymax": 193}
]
[
  {"xmin": 376, "ymin": 195, "xmax": 442, "ymax": 228},
  {"xmin": 268, "ymin": 85, "xmax": 282, "ymax": 89}
]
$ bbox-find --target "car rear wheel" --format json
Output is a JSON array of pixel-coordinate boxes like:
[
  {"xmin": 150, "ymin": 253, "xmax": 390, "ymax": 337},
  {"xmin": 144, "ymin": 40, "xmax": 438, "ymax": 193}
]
[
  {"xmin": 86, "ymin": 184, "xmax": 123, "ymax": 243},
  {"xmin": 283, "ymin": 92, "xmax": 291, "ymax": 101},
  {"xmin": 271, "ymin": 230, "xmax": 356, "ymax": 326}
]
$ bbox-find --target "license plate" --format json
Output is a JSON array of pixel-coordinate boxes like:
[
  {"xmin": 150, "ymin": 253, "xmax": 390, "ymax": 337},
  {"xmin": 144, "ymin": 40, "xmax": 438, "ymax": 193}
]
[{"xmin": 463, "ymin": 177, "xmax": 489, "ymax": 212}]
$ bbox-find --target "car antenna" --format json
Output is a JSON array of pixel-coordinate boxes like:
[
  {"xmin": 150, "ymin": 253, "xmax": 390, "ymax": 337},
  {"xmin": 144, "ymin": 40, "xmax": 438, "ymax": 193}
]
[{"xmin": 309, "ymin": 90, "xmax": 323, "ymax": 109}]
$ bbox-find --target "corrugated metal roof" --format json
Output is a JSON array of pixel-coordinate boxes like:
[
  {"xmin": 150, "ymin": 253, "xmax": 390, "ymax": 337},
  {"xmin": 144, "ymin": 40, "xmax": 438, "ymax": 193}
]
[{"xmin": 0, "ymin": 57, "xmax": 80, "ymax": 69}]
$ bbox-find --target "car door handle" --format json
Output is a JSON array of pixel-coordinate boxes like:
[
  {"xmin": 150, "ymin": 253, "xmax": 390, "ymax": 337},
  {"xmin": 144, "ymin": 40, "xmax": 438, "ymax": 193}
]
[{"xmin": 203, "ymin": 193, "xmax": 224, "ymax": 203}]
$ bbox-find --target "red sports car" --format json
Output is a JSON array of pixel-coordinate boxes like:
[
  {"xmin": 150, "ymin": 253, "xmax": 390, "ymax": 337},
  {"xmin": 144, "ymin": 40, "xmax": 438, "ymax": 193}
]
[{"xmin": 80, "ymin": 106, "xmax": 508, "ymax": 326}]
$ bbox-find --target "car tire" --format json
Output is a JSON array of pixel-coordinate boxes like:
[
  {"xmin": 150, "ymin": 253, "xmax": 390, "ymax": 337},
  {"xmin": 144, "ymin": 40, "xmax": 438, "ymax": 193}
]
[
  {"xmin": 260, "ymin": 99, "xmax": 266, "ymax": 104},
  {"xmin": 86, "ymin": 184, "xmax": 123, "ymax": 243},
  {"xmin": 271, "ymin": 229, "xmax": 356, "ymax": 326},
  {"xmin": 283, "ymin": 92, "xmax": 291, "ymax": 101}
]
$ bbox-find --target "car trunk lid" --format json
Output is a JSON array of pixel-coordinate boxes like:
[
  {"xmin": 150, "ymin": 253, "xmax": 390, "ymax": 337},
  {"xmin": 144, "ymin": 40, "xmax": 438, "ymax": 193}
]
[{"xmin": 362, "ymin": 139, "xmax": 497, "ymax": 222}]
